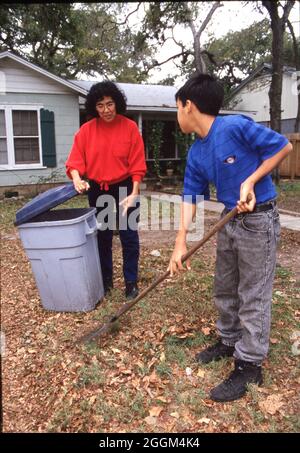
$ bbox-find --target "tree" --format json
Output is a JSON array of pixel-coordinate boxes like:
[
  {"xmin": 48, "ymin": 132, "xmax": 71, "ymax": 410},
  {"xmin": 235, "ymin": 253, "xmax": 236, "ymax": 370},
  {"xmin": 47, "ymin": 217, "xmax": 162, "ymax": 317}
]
[
  {"xmin": 261, "ymin": 1, "xmax": 295, "ymax": 133},
  {"xmin": 206, "ymin": 17, "xmax": 295, "ymax": 99},
  {"xmin": 141, "ymin": 1, "xmax": 223, "ymax": 78},
  {"xmin": 287, "ymin": 19, "xmax": 300, "ymax": 132},
  {"xmin": 207, "ymin": 19, "xmax": 273, "ymax": 90},
  {"xmin": 0, "ymin": 4, "xmax": 81, "ymax": 77},
  {"xmin": 0, "ymin": 3, "xmax": 153, "ymax": 81}
]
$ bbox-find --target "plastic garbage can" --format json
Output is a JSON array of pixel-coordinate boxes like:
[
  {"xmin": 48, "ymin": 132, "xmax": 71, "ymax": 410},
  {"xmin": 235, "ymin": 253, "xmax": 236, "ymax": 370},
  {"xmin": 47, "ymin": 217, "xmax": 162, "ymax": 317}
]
[{"xmin": 15, "ymin": 184, "xmax": 104, "ymax": 312}]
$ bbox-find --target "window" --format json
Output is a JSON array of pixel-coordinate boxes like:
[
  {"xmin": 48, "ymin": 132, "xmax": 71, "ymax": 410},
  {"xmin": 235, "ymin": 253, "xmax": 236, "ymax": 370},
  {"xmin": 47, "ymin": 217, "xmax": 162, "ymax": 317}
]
[
  {"xmin": 0, "ymin": 110, "xmax": 8, "ymax": 165},
  {"xmin": 0, "ymin": 106, "xmax": 43, "ymax": 169}
]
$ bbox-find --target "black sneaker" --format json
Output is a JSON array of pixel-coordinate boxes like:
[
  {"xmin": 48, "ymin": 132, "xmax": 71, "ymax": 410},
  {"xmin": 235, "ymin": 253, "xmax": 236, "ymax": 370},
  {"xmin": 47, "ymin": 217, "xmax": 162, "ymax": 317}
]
[
  {"xmin": 210, "ymin": 359, "xmax": 263, "ymax": 402},
  {"xmin": 195, "ymin": 339, "xmax": 235, "ymax": 364},
  {"xmin": 125, "ymin": 281, "xmax": 139, "ymax": 300},
  {"xmin": 103, "ymin": 278, "xmax": 113, "ymax": 296}
]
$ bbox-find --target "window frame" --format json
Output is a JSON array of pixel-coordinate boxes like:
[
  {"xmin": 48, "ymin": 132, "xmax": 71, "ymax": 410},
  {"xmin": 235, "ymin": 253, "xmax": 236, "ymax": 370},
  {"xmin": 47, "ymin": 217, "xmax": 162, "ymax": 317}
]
[{"xmin": 0, "ymin": 104, "xmax": 46, "ymax": 170}]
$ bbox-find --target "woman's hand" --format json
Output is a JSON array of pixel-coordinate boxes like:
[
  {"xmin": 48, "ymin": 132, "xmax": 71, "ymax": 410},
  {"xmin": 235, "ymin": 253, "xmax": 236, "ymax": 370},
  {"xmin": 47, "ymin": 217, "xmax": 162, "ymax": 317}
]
[
  {"xmin": 73, "ymin": 178, "xmax": 90, "ymax": 194},
  {"xmin": 119, "ymin": 193, "xmax": 139, "ymax": 216},
  {"xmin": 70, "ymin": 169, "xmax": 90, "ymax": 194}
]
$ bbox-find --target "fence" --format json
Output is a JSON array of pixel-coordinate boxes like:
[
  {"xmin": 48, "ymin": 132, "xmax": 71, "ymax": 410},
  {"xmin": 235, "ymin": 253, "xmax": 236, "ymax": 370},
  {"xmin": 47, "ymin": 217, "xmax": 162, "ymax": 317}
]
[{"xmin": 279, "ymin": 133, "xmax": 300, "ymax": 179}]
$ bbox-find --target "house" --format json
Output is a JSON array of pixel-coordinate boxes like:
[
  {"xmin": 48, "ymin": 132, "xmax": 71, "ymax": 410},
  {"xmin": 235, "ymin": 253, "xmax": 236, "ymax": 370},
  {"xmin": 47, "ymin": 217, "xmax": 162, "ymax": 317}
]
[
  {"xmin": 71, "ymin": 80, "xmax": 179, "ymax": 164},
  {"xmin": 228, "ymin": 63, "xmax": 299, "ymax": 134},
  {"xmin": 0, "ymin": 50, "xmax": 254, "ymax": 193},
  {"xmin": 0, "ymin": 50, "xmax": 88, "ymax": 193}
]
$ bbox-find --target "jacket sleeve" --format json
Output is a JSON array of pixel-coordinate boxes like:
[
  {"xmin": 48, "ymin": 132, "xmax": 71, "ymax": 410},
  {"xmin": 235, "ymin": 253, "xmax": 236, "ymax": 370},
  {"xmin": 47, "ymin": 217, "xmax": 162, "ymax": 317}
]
[
  {"xmin": 65, "ymin": 127, "xmax": 87, "ymax": 179},
  {"xmin": 128, "ymin": 123, "xmax": 147, "ymax": 182}
]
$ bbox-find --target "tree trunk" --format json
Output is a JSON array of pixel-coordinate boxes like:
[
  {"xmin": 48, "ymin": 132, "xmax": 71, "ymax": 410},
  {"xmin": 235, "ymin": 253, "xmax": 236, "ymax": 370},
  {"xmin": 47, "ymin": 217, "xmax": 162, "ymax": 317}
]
[
  {"xmin": 268, "ymin": 12, "xmax": 284, "ymax": 133},
  {"xmin": 262, "ymin": 1, "xmax": 295, "ymax": 183},
  {"xmin": 194, "ymin": 36, "xmax": 206, "ymax": 73},
  {"xmin": 287, "ymin": 20, "xmax": 300, "ymax": 132}
]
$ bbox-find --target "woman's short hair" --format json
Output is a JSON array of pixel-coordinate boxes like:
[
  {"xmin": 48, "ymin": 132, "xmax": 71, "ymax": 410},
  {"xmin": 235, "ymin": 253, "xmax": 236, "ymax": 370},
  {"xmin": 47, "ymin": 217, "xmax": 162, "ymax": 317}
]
[{"xmin": 85, "ymin": 81, "xmax": 127, "ymax": 118}]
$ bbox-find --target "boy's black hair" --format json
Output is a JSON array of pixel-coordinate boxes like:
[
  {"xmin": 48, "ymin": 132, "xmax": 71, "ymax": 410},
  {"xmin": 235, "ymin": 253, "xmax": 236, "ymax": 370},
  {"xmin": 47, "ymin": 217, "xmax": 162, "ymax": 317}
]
[
  {"xmin": 85, "ymin": 81, "xmax": 127, "ymax": 118},
  {"xmin": 175, "ymin": 74, "xmax": 224, "ymax": 116}
]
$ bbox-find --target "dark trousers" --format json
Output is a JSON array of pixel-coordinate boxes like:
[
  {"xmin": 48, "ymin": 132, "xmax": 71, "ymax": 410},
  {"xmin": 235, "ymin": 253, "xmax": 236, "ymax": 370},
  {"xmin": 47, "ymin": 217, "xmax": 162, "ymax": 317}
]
[{"xmin": 88, "ymin": 178, "xmax": 140, "ymax": 284}]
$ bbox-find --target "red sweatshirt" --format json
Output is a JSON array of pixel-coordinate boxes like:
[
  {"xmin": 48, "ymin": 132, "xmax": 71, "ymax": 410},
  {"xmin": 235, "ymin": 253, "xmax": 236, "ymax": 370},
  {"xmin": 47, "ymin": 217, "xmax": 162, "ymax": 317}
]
[{"xmin": 66, "ymin": 115, "xmax": 147, "ymax": 190}]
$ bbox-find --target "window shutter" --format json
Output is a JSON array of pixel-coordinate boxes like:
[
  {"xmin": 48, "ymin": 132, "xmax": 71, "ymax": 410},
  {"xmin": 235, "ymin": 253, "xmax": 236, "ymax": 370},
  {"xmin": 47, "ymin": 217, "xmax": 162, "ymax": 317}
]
[{"xmin": 40, "ymin": 109, "xmax": 56, "ymax": 167}]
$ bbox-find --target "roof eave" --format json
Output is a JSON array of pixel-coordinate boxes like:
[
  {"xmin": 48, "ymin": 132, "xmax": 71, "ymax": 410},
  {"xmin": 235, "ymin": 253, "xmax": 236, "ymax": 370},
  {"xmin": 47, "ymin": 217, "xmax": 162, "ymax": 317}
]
[{"xmin": 0, "ymin": 51, "xmax": 88, "ymax": 96}]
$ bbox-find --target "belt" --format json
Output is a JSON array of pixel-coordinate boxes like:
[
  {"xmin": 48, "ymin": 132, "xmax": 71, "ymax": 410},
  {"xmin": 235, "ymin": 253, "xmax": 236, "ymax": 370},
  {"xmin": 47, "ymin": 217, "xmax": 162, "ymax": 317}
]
[
  {"xmin": 252, "ymin": 200, "xmax": 276, "ymax": 213},
  {"xmin": 225, "ymin": 200, "xmax": 276, "ymax": 215}
]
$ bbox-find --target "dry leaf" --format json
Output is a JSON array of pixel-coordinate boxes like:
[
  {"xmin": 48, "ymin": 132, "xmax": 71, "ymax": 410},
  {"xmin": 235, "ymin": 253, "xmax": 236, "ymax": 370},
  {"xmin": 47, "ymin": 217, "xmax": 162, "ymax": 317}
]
[
  {"xmin": 258, "ymin": 394, "xmax": 284, "ymax": 415},
  {"xmin": 121, "ymin": 369, "xmax": 132, "ymax": 375},
  {"xmin": 111, "ymin": 347, "xmax": 121, "ymax": 354},
  {"xmin": 149, "ymin": 370, "xmax": 159, "ymax": 383},
  {"xmin": 175, "ymin": 315, "xmax": 184, "ymax": 322},
  {"xmin": 160, "ymin": 352, "xmax": 166, "ymax": 362},
  {"xmin": 89, "ymin": 395, "xmax": 97, "ymax": 405},
  {"xmin": 197, "ymin": 369, "xmax": 205, "ymax": 378},
  {"xmin": 177, "ymin": 332, "xmax": 193, "ymax": 339},
  {"xmin": 168, "ymin": 326, "xmax": 177, "ymax": 333},
  {"xmin": 144, "ymin": 416, "xmax": 157, "ymax": 426},
  {"xmin": 148, "ymin": 357, "xmax": 157, "ymax": 369},
  {"xmin": 185, "ymin": 367, "xmax": 193, "ymax": 376},
  {"xmin": 201, "ymin": 327, "xmax": 211, "ymax": 336},
  {"xmin": 149, "ymin": 406, "xmax": 163, "ymax": 417},
  {"xmin": 170, "ymin": 412, "xmax": 180, "ymax": 419},
  {"xmin": 270, "ymin": 338, "xmax": 279, "ymax": 344},
  {"xmin": 198, "ymin": 417, "xmax": 210, "ymax": 424},
  {"xmin": 156, "ymin": 396, "xmax": 168, "ymax": 403}
]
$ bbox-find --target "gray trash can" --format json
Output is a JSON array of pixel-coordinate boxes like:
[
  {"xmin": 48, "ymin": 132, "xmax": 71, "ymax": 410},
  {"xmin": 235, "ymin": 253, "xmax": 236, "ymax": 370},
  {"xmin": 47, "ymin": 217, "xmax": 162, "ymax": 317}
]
[{"xmin": 15, "ymin": 184, "xmax": 104, "ymax": 312}]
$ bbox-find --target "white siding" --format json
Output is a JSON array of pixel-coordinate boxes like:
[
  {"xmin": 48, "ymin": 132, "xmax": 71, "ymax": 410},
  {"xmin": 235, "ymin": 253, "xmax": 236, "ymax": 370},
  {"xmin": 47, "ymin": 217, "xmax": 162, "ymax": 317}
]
[
  {"xmin": 0, "ymin": 58, "xmax": 73, "ymax": 94},
  {"xmin": 230, "ymin": 73, "xmax": 298, "ymax": 122},
  {"xmin": 0, "ymin": 93, "xmax": 80, "ymax": 186}
]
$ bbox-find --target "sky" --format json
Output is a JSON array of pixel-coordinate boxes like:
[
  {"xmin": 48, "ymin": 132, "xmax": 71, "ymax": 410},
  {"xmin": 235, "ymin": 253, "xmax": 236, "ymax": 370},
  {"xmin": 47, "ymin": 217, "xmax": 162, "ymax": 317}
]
[{"xmin": 126, "ymin": 1, "xmax": 300, "ymax": 85}]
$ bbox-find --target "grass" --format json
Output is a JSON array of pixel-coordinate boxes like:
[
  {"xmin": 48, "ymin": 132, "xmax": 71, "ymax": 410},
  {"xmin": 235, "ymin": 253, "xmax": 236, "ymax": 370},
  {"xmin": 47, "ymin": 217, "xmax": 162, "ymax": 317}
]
[{"xmin": 276, "ymin": 180, "xmax": 300, "ymax": 212}]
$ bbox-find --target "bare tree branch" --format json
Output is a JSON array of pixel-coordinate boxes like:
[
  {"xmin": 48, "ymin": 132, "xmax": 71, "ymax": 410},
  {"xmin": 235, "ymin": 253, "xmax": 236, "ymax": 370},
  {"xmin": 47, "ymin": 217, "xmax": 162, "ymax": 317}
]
[
  {"xmin": 144, "ymin": 50, "xmax": 192, "ymax": 74},
  {"xmin": 196, "ymin": 1, "xmax": 223, "ymax": 39},
  {"xmin": 104, "ymin": 3, "xmax": 142, "ymax": 33}
]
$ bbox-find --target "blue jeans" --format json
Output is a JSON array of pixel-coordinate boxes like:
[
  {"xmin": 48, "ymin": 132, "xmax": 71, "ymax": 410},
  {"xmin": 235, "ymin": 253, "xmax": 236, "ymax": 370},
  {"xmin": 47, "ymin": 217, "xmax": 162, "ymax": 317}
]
[
  {"xmin": 213, "ymin": 206, "xmax": 281, "ymax": 364},
  {"xmin": 88, "ymin": 178, "xmax": 140, "ymax": 284}
]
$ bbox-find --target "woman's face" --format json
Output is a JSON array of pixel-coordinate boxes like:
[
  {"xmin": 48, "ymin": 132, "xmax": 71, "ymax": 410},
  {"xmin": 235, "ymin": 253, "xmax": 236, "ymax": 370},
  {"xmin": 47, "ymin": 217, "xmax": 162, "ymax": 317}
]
[{"xmin": 95, "ymin": 96, "xmax": 117, "ymax": 122}]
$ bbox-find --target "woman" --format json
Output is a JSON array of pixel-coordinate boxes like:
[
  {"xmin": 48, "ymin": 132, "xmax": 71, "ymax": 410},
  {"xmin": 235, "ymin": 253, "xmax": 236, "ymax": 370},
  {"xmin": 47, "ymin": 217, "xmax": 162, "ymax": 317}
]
[{"xmin": 66, "ymin": 81, "xmax": 147, "ymax": 299}]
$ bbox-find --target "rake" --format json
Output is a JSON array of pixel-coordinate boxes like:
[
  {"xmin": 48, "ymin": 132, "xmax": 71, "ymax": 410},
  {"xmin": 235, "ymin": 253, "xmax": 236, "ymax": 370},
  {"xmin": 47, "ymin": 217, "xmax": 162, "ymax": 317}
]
[{"xmin": 79, "ymin": 205, "xmax": 239, "ymax": 343}]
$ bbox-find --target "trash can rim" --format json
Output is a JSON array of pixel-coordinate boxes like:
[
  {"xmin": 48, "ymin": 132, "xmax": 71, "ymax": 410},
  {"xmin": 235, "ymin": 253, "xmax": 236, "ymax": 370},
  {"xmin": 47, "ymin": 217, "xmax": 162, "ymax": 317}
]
[{"xmin": 17, "ymin": 207, "xmax": 97, "ymax": 228}]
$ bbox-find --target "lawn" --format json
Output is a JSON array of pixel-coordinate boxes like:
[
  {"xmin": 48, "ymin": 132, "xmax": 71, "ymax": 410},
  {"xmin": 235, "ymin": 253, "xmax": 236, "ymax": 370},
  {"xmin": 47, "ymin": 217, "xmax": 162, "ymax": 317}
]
[{"xmin": 1, "ymin": 193, "xmax": 300, "ymax": 433}]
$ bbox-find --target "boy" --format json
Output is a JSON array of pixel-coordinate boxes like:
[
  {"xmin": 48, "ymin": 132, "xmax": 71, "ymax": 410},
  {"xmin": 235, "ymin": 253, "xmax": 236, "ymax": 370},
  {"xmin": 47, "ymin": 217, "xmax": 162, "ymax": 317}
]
[{"xmin": 168, "ymin": 74, "xmax": 292, "ymax": 402}]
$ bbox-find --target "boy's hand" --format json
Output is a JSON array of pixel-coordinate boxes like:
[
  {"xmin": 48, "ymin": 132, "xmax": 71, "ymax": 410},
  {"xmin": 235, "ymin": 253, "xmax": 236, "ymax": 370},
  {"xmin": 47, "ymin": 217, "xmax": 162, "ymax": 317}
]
[
  {"xmin": 168, "ymin": 240, "xmax": 191, "ymax": 277},
  {"xmin": 237, "ymin": 181, "xmax": 256, "ymax": 213}
]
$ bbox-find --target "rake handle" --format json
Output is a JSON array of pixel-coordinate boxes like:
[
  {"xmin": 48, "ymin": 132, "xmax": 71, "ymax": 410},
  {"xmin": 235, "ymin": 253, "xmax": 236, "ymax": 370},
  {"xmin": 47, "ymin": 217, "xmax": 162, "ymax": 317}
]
[{"xmin": 79, "ymin": 206, "xmax": 238, "ymax": 343}]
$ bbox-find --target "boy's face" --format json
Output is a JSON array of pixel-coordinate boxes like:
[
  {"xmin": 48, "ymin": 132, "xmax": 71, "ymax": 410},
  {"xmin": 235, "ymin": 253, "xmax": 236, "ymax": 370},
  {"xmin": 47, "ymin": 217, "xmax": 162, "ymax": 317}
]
[{"xmin": 176, "ymin": 99, "xmax": 193, "ymax": 134}]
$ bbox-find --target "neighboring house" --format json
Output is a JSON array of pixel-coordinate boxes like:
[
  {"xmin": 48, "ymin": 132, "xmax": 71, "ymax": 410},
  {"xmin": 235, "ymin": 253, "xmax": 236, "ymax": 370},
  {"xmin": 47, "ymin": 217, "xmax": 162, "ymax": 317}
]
[
  {"xmin": 228, "ymin": 63, "xmax": 299, "ymax": 134},
  {"xmin": 0, "ymin": 50, "xmax": 254, "ymax": 190}
]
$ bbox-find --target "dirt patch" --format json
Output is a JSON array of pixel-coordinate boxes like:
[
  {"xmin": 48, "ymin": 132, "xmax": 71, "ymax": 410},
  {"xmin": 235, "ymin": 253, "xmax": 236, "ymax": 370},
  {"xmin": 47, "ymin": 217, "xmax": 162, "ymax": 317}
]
[{"xmin": 140, "ymin": 212, "xmax": 300, "ymax": 281}]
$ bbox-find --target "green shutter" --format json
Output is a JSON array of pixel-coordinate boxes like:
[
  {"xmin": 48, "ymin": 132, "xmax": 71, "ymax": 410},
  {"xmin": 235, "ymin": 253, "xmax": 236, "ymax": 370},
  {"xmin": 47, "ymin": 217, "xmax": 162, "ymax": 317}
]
[{"xmin": 40, "ymin": 108, "xmax": 56, "ymax": 167}]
